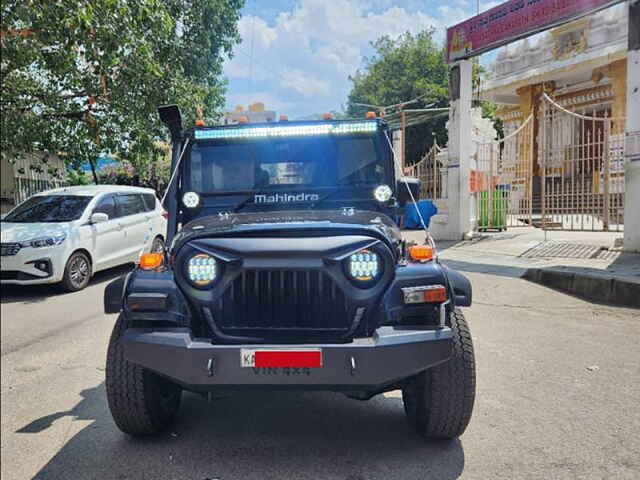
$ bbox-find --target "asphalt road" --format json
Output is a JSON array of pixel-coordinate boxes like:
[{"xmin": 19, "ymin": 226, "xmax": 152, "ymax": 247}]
[{"xmin": 1, "ymin": 264, "xmax": 639, "ymax": 480}]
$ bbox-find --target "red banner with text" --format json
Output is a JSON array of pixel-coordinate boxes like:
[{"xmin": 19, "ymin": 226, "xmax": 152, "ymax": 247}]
[{"xmin": 446, "ymin": 0, "xmax": 620, "ymax": 62}]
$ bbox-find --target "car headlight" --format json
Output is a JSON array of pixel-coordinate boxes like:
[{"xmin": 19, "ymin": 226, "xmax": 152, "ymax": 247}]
[
  {"xmin": 347, "ymin": 249, "xmax": 381, "ymax": 284},
  {"xmin": 186, "ymin": 253, "xmax": 217, "ymax": 287},
  {"xmin": 183, "ymin": 191, "xmax": 200, "ymax": 209},
  {"xmin": 374, "ymin": 184, "xmax": 392, "ymax": 202},
  {"xmin": 23, "ymin": 233, "xmax": 66, "ymax": 248}
]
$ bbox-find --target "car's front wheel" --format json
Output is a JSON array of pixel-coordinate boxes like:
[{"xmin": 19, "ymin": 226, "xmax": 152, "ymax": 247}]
[
  {"xmin": 106, "ymin": 314, "xmax": 182, "ymax": 436},
  {"xmin": 61, "ymin": 251, "xmax": 92, "ymax": 292},
  {"xmin": 402, "ymin": 308, "xmax": 476, "ymax": 439}
]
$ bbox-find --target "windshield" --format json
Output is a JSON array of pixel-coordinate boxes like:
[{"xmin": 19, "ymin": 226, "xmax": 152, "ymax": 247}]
[
  {"xmin": 3, "ymin": 195, "xmax": 92, "ymax": 223},
  {"xmin": 188, "ymin": 135, "xmax": 386, "ymax": 193}
]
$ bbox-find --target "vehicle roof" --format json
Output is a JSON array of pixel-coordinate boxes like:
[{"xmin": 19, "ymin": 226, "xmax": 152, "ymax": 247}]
[{"xmin": 37, "ymin": 185, "xmax": 156, "ymax": 197}]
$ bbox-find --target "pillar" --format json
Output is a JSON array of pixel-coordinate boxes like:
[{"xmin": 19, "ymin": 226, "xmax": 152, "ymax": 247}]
[
  {"xmin": 516, "ymin": 85, "xmax": 535, "ymax": 119},
  {"xmin": 432, "ymin": 59, "xmax": 473, "ymax": 240},
  {"xmin": 623, "ymin": 0, "xmax": 640, "ymax": 252},
  {"xmin": 609, "ymin": 59, "xmax": 627, "ymax": 119},
  {"xmin": 392, "ymin": 129, "xmax": 403, "ymax": 178}
]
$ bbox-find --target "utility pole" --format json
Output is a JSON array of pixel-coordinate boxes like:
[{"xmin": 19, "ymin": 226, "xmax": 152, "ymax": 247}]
[{"xmin": 400, "ymin": 108, "xmax": 406, "ymax": 170}]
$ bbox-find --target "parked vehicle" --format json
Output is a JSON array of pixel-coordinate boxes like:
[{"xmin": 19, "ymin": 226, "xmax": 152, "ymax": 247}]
[
  {"xmin": 1, "ymin": 185, "xmax": 167, "ymax": 291},
  {"xmin": 104, "ymin": 106, "xmax": 475, "ymax": 440}
]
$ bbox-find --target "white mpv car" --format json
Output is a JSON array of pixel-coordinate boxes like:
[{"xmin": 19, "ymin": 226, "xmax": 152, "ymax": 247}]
[{"xmin": 1, "ymin": 185, "xmax": 167, "ymax": 291}]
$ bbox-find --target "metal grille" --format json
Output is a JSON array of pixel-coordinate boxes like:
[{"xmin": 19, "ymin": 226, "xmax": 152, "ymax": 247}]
[
  {"xmin": 215, "ymin": 269, "xmax": 350, "ymax": 334},
  {"xmin": 538, "ymin": 93, "xmax": 625, "ymax": 232},
  {"xmin": 0, "ymin": 271, "xmax": 19, "ymax": 280},
  {"xmin": 474, "ymin": 114, "xmax": 534, "ymax": 230},
  {"xmin": 0, "ymin": 243, "xmax": 22, "ymax": 256}
]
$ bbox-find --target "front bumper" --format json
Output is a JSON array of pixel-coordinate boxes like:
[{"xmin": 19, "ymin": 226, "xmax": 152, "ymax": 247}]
[
  {"xmin": 123, "ymin": 326, "xmax": 452, "ymax": 391},
  {"xmin": 0, "ymin": 246, "xmax": 66, "ymax": 285}
]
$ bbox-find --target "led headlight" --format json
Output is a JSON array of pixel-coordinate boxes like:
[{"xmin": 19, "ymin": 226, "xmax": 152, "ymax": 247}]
[
  {"xmin": 182, "ymin": 191, "xmax": 200, "ymax": 208},
  {"xmin": 187, "ymin": 253, "xmax": 217, "ymax": 286},
  {"xmin": 23, "ymin": 233, "xmax": 66, "ymax": 248},
  {"xmin": 374, "ymin": 184, "xmax": 392, "ymax": 202},
  {"xmin": 348, "ymin": 249, "xmax": 380, "ymax": 282}
]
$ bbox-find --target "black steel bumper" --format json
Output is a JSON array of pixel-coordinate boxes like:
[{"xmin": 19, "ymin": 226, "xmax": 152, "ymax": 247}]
[{"xmin": 123, "ymin": 326, "xmax": 452, "ymax": 391}]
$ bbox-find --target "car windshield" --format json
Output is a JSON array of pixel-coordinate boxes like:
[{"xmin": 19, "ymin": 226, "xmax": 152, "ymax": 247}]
[
  {"xmin": 188, "ymin": 135, "xmax": 386, "ymax": 193},
  {"xmin": 3, "ymin": 195, "xmax": 92, "ymax": 223}
]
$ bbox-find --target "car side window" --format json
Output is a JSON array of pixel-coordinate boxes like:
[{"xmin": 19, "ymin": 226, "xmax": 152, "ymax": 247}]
[
  {"xmin": 115, "ymin": 194, "xmax": 146, "ymax": 217},
  {"xmin": 141, "ymin": 193, "xmax": 156, "ymax": 211},
  {"xmin": 93, "ymin": 195, "xmax": 117, "ymax": 219}
]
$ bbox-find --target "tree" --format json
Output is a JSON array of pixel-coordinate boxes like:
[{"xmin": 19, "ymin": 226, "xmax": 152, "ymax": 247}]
[
  {"xmin": 346, "ymin": 30, "xmax": 449, "ymax": 165},
  {"xmin": 1, "ymin": 0, "xmax": 243, "ymax": 184}
]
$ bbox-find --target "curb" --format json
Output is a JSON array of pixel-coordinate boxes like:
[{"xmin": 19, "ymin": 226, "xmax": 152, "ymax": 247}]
[{"xmin": 522, "ymin": 268, "xmax": 640, "ymax": 308}]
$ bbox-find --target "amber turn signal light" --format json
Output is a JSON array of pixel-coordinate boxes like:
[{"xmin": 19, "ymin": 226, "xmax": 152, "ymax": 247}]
[
  {"xmin": 139, "ymin": 252, "xmax": 164, "ymax": 270},
  {"xmin": 402, "ymin": 285, "xmax": 447, "ymax": 304},
  {"xmin": 409, "ymin": 244, "xmax": 434, "ymax": 261},
  {"xmin": 366, "ymin": 111, "xmax": 376, "ymax": 118},
  {"xmin": 195, "ymin": 118, "xmax": 205, "ymax": 126},
  {"xmin": 423, "ymin": 286, "xmax": 447, "ymax": 303}
]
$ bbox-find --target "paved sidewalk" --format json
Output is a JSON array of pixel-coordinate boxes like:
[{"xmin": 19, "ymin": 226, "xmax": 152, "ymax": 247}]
[{"xmin": 403, "ymin": 227, "xmax": 640, "ymax": 308}]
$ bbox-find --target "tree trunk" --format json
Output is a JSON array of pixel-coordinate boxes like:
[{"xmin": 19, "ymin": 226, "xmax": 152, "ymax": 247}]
[{"xmin": 89, "ymin": 158, "xmax": 99, "ymax": 184}]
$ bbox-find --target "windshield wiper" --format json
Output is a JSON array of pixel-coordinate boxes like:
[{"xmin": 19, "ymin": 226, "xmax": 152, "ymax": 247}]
[
  {"xmin": 307, "ymin": 189, "xmax": 343, "ymax": 210},
  {"xmin": 230, "ymin": 192, "xmax": 261, "ymax": 212}
]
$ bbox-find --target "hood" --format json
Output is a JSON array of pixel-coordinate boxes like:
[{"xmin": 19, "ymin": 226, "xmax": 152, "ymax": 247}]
[
  {"xmin": 174, "ymin": 209, "xmax": 401, "ymax": 245},
  {"xmin": 0, "ymin": 222, "xmax": 71, "ymax": 244}
]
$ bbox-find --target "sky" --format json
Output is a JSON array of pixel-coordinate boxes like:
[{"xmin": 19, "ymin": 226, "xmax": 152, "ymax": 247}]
[{"xmin": 222, "ymin": 0, "xmax": 501, "ymax": 119}]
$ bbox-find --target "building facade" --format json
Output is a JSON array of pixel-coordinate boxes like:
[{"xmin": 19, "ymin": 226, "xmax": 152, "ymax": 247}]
[
  {"xmin": 223, "ymin": 102, "xmax": 277, "ymax": 125},
  {"xmin": 481, "ymin": 4, "xmax": 628, "ymax": 231},
  {"xmin": 0, "ymin": 153, "xmax": 66, "ymax": 214}
]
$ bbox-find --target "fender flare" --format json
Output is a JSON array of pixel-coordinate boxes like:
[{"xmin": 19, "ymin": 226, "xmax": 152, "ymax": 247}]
[
  {"xmin": 442, "ymin": 265, "xmax": 472, "ymax": 307},
  {"xmin": 104, "ymin": 273, "xmax": 130, "ymax": 314}
]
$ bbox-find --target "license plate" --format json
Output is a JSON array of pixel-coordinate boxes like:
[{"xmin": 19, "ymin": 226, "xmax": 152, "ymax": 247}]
[{"xmin": 241, "ymin": 349, "xmax": 322, "ymax": 368}]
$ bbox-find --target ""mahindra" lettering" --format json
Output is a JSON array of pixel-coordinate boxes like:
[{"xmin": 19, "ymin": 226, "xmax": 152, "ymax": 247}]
[{"xmin": 254, "ymin": 193, "xmax": 320, "ymax": 204}]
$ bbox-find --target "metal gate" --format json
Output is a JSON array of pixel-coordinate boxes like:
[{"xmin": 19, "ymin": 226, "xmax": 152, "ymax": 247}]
[
  {"xmin": 538, "ymin": 93, "xmax": 625, "ymax": 232},
  {"xmin": 474, "ymin": 114, "xmax": 534, "ymax": 230},
  {"xmin": 406, "ymin": 143, "xmax": 447, "ymax": 200}
]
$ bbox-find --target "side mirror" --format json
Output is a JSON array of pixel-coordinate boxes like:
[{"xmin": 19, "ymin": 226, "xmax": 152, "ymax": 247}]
[
  {"xmin": 90, "ymin": 212, "xmax": 109, "ymax": 224},
  {"xmin": 396, "ymin": 177, "xmax": 421, "ymax": 206}
]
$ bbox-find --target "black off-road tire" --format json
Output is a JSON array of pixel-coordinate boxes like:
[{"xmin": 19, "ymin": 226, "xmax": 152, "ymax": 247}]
[
  {"xmin": 106, "ymin": 314, "xmax": 182, "ymax": 436},
  {"xmin": 61, "ymin": 251, "xmax": 92, "ymax": 292},
  {"xmin": 402, "ymin": 308, "xmax": 476, "ymax": 439}
]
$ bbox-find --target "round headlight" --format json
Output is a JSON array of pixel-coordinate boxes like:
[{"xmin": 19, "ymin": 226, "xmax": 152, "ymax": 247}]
[
  {"xmin": 187, "ymin": 253, "xmax": 217, "ymax": 286},
  {"xmin": 182, "ymin": 191, "xmax": 200, "ymax": 208},
  {"xmin": 348, "ymin": 249, "xmax": 380, "ymax": 283},
  {"xmin": 374, "ymin": 184, "xmax": 392, "ymax": 202}
]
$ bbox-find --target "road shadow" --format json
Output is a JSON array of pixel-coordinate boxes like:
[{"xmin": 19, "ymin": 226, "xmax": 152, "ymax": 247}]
[
  {"xmin": 0, "ymin": 264, "xmax": 132, "ymax": 305},
  {"xmin": 22, "ymin": 382, "xmax": 465, "ymax": 480},
  {"xmin": 440, "ymin": 259, "xmax": 527, "ymax": 278}
]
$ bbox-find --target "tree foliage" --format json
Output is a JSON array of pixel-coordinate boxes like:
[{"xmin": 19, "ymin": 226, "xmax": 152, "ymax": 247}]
[
  {"xmin": 346, "ymin": 30, "xmax": 449, "ymax": 165},
  {"xmin": 346, "ymin": 31, "xmax": 503, "ymax": 165},
  {"xmin": 1, "ymin": 0, "xmax": 243, "ymax": 182}
]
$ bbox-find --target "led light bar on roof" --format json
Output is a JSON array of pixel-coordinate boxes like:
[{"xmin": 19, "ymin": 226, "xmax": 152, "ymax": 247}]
[{"xmin": 194, "ymin": 121, "xmax": 378, "ymax": 140}]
